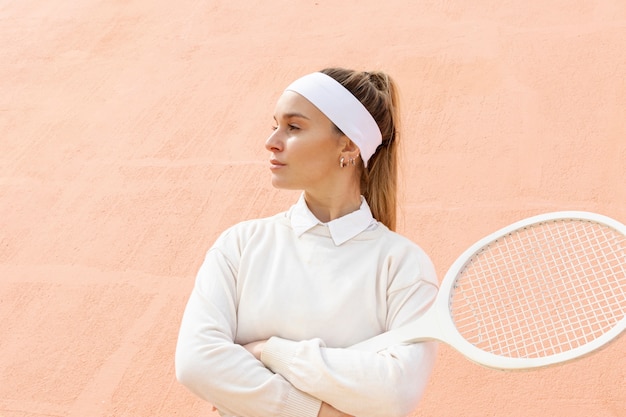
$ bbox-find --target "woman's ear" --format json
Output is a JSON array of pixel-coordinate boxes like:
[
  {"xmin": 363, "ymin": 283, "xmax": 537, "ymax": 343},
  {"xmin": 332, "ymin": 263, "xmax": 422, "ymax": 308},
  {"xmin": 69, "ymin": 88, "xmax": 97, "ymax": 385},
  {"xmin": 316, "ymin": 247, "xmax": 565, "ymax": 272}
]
[{"xmin": 340, "ymin": 137, "xmax": 361, "ymax": 160}]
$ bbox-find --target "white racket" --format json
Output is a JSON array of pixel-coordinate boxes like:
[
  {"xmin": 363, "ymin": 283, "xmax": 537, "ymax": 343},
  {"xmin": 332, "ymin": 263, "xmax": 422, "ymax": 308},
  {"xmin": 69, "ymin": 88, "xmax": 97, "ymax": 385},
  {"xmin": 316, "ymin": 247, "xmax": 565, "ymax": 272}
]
[{"xmin": 351, "ymin": 211, "xmax": 626, "ymax": 370}]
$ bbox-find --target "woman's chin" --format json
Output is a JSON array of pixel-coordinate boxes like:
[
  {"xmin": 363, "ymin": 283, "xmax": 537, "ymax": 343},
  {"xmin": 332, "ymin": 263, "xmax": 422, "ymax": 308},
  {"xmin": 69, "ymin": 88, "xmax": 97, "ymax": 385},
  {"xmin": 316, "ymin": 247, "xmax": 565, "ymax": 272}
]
[{"xmin": 270, "ymin": 176, "xmax": 299, "ymax": 191}]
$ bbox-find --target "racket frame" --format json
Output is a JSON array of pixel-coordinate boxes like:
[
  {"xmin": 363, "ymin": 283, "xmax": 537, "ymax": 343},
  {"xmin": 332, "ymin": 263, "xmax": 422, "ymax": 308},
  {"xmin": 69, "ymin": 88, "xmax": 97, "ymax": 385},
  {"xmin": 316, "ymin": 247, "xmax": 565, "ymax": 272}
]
[{"xmin": 352, "ymin": 211, "xmax": 626, "ymax": 370}]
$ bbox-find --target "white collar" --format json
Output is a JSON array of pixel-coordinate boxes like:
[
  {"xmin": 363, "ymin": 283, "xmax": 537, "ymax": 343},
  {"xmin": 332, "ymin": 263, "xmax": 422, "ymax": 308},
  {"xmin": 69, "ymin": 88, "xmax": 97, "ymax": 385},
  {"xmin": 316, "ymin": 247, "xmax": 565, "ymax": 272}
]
[{"xmin": 288, "ymin": 193, "xmax": 377, "ymax": 246}]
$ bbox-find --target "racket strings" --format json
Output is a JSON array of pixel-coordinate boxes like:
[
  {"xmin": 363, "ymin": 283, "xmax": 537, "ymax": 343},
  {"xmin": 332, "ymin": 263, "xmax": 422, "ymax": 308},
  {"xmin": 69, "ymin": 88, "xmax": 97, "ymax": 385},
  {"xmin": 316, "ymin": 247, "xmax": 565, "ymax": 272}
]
[{"xmin": 450, "ymin": 219, "xmax": 626, "ymax": 358}]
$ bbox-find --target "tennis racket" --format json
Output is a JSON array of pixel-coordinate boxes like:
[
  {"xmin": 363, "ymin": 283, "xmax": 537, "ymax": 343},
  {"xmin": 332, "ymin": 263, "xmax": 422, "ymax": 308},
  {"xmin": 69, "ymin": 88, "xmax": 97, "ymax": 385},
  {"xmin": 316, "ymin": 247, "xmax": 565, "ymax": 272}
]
[{"xmin": 351, "ymin": 211, "xmax": 626, "ymax": 370}]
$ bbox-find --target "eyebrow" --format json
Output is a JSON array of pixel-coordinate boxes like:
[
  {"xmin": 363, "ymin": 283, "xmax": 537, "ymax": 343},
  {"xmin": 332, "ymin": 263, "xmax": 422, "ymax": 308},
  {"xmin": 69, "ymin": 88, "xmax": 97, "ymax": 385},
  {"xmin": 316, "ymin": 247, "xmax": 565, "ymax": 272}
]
[{"xmin": 274, "ymin": 112, "xmax": 311, "ymax": 121}]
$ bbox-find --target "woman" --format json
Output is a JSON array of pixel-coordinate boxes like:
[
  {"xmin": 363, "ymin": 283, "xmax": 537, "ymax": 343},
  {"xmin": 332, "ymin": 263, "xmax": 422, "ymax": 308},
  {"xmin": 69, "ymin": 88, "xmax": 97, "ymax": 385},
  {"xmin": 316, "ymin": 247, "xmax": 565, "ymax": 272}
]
[{"xmin": 175, "ymin": 68, "xmax": 439, "ymax": 417}]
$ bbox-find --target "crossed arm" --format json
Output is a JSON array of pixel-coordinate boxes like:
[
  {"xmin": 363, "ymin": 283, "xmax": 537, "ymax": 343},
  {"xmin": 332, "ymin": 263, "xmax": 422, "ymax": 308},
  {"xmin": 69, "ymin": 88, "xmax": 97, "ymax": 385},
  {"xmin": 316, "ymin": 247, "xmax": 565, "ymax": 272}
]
[
  {"xmin": 176, "ymin": 238, "xmax": 439, "ymax": 417},
  {"xmin": 243, "ymin": 340, "xmax": 353, "ymax": 417}
]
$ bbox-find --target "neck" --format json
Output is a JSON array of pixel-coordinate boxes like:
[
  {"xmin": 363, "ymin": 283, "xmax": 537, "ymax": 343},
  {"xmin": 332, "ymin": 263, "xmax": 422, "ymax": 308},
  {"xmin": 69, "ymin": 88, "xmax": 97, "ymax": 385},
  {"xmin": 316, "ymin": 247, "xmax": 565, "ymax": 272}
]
[{"xmin": 303, "ymin": 189, "xmax": 362, "ymax": 223}]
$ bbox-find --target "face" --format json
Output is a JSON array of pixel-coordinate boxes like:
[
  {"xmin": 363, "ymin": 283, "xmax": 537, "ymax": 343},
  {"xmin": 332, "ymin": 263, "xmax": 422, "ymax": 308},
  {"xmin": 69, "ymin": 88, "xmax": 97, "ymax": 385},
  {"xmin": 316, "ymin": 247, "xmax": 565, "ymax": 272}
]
[{"xmin": 265, "ymin": 91, "xmax": 348, "ymax": 192}]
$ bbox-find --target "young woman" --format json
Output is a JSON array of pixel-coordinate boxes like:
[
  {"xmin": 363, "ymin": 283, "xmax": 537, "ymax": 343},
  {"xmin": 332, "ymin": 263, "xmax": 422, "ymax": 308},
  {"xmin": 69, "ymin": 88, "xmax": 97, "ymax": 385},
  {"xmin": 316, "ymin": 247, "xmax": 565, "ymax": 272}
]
[{"xmin": 175, "ymin": 68, "xmax": 439, "ymax": 417}]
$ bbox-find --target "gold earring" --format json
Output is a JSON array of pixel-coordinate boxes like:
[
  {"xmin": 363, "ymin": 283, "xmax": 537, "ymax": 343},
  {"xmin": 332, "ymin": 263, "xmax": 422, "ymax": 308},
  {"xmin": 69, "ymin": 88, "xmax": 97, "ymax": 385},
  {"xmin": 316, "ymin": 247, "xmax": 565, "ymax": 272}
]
[{"xmin": 339, "ymin": 157, "xmax": 346, "ymax": 168}]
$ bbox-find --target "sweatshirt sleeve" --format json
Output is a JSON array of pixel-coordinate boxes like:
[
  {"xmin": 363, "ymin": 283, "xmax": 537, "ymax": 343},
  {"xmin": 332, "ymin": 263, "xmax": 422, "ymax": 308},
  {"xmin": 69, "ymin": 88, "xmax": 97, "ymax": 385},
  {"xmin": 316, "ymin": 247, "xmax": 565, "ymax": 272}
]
[
  {"xmin": 175, "ymin": 231, "xmax": 322, "ymax": 417},
  {"xmin": 260, "ymin": 250, "xmax": 439, "ymax": 417}
]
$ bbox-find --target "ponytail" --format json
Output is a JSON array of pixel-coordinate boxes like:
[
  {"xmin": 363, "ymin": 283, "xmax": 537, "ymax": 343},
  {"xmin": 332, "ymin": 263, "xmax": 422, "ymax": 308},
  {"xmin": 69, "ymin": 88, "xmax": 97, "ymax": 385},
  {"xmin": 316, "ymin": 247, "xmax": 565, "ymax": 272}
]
[{"xmin": 320, "ymin": 68, "xmax": 400, "ymax": 231}]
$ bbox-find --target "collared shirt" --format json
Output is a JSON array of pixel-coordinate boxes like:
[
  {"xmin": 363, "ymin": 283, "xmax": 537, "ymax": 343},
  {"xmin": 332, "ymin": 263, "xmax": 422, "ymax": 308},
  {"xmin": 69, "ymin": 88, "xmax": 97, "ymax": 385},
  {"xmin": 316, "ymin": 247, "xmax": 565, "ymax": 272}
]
[
  {"xmin": 288, "ymin": 193, "xmax": 379, "ymax": 246},
  {"xmin": 177, "ymin": 193, "xmax": 439, "ymax": 417}
]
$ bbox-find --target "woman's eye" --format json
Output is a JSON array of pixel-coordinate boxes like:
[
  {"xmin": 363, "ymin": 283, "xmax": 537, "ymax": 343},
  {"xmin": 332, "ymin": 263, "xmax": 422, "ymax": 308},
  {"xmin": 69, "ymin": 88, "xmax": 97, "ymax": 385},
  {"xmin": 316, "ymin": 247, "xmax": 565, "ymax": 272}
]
[{"xmin": 271, "ymin": 124, "xmax": 300, "ymax": 131}]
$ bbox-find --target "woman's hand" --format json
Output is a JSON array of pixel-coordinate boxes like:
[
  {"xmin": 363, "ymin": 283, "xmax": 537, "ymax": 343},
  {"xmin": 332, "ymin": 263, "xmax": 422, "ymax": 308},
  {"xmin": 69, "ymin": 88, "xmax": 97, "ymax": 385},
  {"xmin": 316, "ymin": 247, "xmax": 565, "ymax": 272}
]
[
  {"xmin": 318, "ymin": 402, "xmax": 354, "ymax": 417},
  {"xmin": 242, "ymin": 340, "xmax": 267, "ymax": 360},
  {"xmin": 243, "ymin": 341, "xmax": 353, "ymax": 417},
  {"xmin": 242, "ymin": 340, "xmax": 353, "ymax": 417}
]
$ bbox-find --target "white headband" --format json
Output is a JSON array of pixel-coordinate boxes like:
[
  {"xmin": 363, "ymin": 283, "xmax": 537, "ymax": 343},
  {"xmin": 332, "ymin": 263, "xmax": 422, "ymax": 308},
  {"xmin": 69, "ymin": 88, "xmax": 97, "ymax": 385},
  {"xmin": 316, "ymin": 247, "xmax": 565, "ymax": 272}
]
[{"xmin": 285, "ymin": 72, "xmax": 382, "ymax": 167}]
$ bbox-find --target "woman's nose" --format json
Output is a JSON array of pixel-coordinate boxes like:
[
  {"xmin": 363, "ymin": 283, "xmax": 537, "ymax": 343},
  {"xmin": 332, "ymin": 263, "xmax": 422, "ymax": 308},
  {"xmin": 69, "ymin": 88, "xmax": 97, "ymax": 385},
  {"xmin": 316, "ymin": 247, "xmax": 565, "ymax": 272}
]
[{"xmin": 265, "ymin": 129, "xmax": 283, "ymax": 152}]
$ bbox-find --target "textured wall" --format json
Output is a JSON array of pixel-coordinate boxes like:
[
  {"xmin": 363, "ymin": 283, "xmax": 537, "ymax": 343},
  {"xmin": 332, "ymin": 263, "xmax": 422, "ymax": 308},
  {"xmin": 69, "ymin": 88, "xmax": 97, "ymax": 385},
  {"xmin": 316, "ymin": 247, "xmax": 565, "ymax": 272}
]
[{"xmin": 0, "ymin": 1, "xmax": 624, "ymax": 416}]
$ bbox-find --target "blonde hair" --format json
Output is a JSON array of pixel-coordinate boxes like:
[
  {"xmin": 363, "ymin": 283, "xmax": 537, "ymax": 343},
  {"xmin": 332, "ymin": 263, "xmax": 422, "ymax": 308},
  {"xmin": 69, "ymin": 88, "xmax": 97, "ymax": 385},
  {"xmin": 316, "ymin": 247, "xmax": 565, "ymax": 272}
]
[{"xmin": 320, "ymin": 68, "xmax": 400, "ymax": 231}]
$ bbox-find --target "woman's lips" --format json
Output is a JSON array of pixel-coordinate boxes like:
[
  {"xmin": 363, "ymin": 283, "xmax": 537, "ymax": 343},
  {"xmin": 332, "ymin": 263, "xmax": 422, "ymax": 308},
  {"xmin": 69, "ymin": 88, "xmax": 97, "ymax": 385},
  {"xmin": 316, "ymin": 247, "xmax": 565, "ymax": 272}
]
[{"xmin": 269, "ymin": 159, "xmax": 285, "ymax": 169}]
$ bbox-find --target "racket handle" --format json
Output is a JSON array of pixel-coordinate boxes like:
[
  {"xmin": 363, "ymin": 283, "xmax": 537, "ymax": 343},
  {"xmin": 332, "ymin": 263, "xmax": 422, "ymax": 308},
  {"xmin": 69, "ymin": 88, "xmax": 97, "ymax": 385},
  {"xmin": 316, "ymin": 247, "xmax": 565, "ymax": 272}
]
[{"xmin": 350, "ymin": 308, "xmax": 440, "ymax": 352}]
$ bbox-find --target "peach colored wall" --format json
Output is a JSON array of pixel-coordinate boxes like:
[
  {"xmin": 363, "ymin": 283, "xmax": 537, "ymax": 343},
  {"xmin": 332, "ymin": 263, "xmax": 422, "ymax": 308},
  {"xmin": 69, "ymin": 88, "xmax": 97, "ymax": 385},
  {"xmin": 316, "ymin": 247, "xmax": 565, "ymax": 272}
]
[{"xmin": 0, "ymin": 1, "xmax": 624, "ymax": 417}]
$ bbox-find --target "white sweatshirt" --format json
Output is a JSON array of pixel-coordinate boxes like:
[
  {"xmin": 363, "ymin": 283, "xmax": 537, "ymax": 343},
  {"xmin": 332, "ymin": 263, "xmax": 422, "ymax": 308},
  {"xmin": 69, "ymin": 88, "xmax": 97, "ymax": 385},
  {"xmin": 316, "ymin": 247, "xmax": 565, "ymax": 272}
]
[{"xmin": 175, "ymin": 196, "xmax": 439, "ymax": 417}]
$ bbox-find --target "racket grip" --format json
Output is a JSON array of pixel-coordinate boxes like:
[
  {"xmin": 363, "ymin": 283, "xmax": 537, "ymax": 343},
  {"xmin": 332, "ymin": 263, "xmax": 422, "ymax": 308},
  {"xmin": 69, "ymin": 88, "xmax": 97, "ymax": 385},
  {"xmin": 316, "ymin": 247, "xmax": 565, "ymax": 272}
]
[
  {"xmin": 349, "ymin": 310, "xmax": 439, "ymax": 352},
  {"xmin": 349, "ymin": 330, "xmax": 411, "ymax": 352}
]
